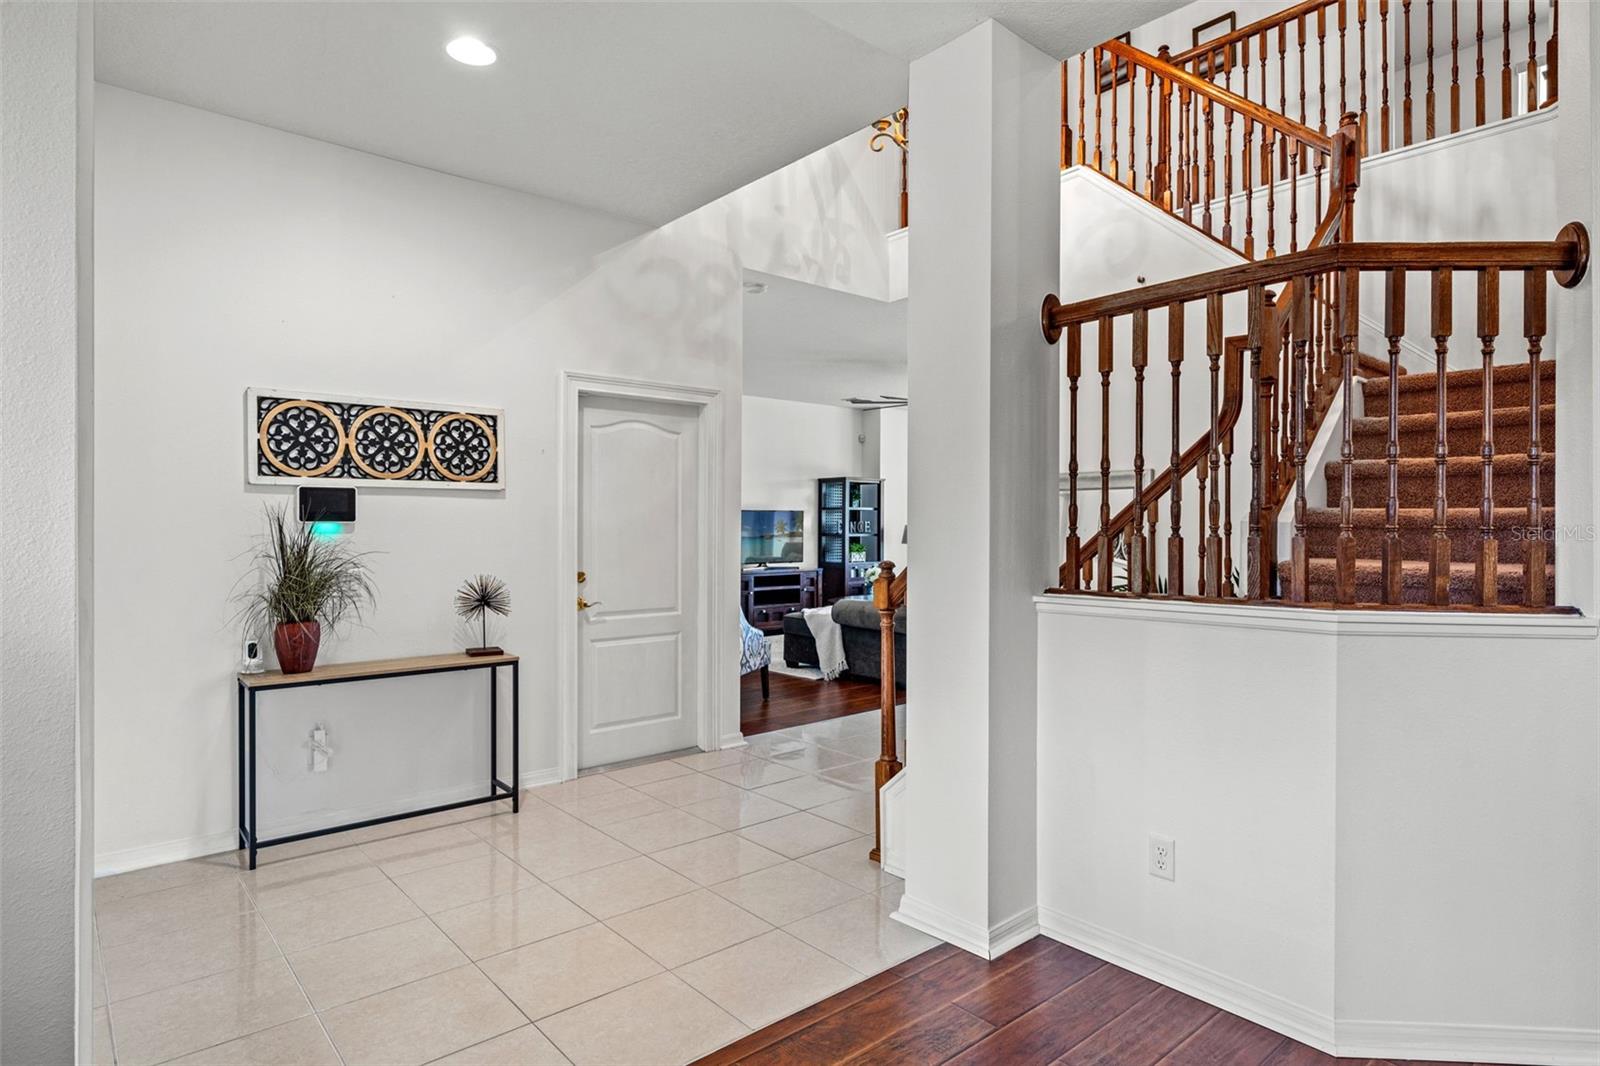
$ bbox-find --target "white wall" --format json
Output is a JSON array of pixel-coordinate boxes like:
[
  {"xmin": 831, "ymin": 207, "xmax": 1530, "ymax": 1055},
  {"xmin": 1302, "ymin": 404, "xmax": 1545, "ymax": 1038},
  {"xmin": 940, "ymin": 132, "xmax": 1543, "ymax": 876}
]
[
  {"xmin": 93, "ymin": 87, "xmax": 743, "ymax": 871},
  {"xmin": 740, "ymin": 396, "xmax": 864, "ymax": 569},
  {"xmin": 1037, "ymin": 597, "xmax": 1600, "ymax": 1063},
  {"xmin": 874, "ymin": 406, "xmax": 909, "ymax": 571},
  {"xmin": 698, "ymin": 121, "xmax": 902, "ymax": 302},
  {"xmin": 0, "ymin": 3, "xmax": 94, "ymax": 1058}
]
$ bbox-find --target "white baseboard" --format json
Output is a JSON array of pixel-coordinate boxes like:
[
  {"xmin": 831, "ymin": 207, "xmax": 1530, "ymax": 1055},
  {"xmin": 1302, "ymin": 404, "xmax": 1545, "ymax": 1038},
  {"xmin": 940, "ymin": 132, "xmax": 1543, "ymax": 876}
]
[
  {"xmin": 988, "ymin": 906, "xmax": 1041, "ymax": 958},
  {"xmin": 1336, "ymin": 1019, "xmax": 1600, "ymax": 1066},
  {"xmin": 95, "ymin": 769, "xmax": 564, "ymax": 877},
  {"xmin": 1038, "ymin": 906, "xmax": 1337, "ymax": 1053},
  {"xmin": 718, "ymin": 732, "xmax": 748, "ymax": 750},
  {"xmin": 892, "ymin": 894, "xmax": 1041, "ymax": 960}
]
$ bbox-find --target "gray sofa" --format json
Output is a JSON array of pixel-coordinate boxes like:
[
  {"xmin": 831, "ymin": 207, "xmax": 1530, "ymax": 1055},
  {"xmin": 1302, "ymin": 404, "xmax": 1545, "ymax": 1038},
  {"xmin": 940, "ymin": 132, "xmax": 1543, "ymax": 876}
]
[{"xmin": 782, "ymin": 599, "xmax": 906, "ymax": 688}]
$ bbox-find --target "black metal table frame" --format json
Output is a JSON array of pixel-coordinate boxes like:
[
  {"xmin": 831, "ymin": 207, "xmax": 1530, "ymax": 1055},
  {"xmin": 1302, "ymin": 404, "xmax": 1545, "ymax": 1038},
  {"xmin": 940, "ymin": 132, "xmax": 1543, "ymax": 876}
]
[{"xmin": 237, "ymin": 658, "xmax": 519, "ymax": 870}]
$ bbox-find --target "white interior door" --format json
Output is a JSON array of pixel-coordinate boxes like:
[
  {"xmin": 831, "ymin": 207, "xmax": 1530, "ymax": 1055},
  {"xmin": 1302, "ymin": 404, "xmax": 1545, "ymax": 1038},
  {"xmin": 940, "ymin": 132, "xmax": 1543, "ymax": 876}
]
[{"xmin": 577, "ymin": 395, "xmax": 700, "ymax": 769}]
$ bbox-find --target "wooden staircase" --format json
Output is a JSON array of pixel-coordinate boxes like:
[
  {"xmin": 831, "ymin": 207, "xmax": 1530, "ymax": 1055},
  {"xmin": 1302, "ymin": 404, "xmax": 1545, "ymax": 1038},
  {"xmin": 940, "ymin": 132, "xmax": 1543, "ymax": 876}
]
[{"xmin": 1299, "ymin": 360, "xmax": 1556, "ymax": 604}]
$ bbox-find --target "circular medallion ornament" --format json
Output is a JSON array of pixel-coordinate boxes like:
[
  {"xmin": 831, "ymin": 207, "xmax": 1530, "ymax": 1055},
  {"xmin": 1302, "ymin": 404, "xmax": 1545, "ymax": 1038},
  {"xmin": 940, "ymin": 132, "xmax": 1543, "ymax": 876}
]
[
  {"xmin": 259, "ymin": 400, "xmax": 346, "ymax": 478},
  {"xmin": 348, "ymin": 406, "xmax": 425, "ymax": 479},
  {"xmin": 427, "ymin": 413, "xmax": 498, "ymax": 482}
]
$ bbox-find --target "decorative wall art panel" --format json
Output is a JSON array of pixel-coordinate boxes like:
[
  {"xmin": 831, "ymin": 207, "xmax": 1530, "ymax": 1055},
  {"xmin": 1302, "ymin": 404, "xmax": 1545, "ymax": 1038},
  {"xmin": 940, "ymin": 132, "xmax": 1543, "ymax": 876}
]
[{"xmin": 246, "ymin": 388, "xmax": 504, "ymax": 490}]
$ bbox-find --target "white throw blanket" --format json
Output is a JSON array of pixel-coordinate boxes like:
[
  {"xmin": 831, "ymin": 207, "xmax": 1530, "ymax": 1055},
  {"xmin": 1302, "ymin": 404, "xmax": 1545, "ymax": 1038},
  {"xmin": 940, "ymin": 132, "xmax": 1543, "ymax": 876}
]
[{"xmin": 802, "ymin": 606, "xmax": 849, "ymax": 680}]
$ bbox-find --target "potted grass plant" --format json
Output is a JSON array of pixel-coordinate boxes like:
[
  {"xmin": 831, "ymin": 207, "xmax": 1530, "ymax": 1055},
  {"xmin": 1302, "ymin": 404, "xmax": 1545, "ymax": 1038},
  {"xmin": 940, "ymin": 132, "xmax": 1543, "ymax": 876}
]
[{"xmin": 239, "ymin": 504, "xmax": 376, "ymax": 673}]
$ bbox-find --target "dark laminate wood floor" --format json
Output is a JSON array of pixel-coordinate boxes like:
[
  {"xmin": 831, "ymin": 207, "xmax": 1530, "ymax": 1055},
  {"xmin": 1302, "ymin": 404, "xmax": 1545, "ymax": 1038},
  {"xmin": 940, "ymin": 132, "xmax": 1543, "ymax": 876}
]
[
  {"xmin": 695, "ymin": 936, "xmax": 1501, "ymax": 1066},
  {"xmin": 740, "ymin": 669, "xmax": 887, "ymax": 735}
]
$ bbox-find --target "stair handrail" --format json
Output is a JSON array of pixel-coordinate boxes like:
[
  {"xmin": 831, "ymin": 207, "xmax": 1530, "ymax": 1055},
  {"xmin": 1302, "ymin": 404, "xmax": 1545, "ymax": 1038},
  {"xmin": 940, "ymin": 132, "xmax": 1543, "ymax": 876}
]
[
  {"xmin": 1166, "ymin": 0, "xmax": 1341, "ymax": 72},
  {"xmin": 1050, "ymin": 112, "xmax": 1359, "ymax": 591},
  {"xmin": 1042, "ymin": 224, "xmax": 1587, "ymax": 604}
]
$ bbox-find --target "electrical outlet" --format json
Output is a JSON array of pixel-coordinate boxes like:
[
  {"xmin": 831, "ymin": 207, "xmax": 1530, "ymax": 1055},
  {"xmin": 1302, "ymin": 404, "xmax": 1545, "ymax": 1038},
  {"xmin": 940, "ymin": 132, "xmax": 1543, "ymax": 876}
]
[{"xmin": 1148, "ymin": 834, "xmax": 1175, "ymax": 881}]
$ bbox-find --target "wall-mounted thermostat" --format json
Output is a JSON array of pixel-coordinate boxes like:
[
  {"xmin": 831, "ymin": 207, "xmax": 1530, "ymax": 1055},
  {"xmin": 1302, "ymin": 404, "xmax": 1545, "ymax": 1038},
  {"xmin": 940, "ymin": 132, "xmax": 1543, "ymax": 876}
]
[{"xmin": 298, "ymin": 486, "xmax": 356, "ymax": 524}]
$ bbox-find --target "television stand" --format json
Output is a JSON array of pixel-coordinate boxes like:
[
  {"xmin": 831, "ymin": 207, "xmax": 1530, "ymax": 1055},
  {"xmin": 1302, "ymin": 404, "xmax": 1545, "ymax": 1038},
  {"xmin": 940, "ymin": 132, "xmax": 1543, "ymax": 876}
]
[{"xmin": 741, "ymin": 567, "xmax": 821, "ymax": 633}]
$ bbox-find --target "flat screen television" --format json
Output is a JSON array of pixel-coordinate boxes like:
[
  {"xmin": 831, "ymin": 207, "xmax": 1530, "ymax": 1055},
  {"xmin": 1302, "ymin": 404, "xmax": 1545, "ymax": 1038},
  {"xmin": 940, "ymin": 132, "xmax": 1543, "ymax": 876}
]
[{"xmin": 741, "ymin": 509, "xmax": 805, "ymax": 566}]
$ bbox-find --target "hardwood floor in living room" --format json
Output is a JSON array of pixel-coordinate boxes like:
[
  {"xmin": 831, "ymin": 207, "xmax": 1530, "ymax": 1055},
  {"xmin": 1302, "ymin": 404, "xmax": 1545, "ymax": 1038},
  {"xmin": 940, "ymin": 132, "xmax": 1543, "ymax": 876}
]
[{"xmin": 741, "ymin": 670, "xmax": 886, "ymax": 736}]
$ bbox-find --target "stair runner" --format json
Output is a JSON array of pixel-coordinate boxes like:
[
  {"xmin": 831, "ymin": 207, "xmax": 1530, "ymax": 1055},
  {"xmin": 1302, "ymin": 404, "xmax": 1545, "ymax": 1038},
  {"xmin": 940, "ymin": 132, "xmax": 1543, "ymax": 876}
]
[{"xmin": 1293, "ymin": 361, "xmax": 1555, "ymax": 605}]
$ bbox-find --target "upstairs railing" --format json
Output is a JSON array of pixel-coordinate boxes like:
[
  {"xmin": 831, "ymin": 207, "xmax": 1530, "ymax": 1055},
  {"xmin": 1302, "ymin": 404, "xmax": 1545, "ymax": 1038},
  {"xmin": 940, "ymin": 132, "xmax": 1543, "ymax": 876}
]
[
  {"xmin": 1041, "ymin": 224, "xmax": 1587, "ymax": 609},
  {"xmin": 1064, "ymin": 1, "xmax": 1560, "ymax": 256}
]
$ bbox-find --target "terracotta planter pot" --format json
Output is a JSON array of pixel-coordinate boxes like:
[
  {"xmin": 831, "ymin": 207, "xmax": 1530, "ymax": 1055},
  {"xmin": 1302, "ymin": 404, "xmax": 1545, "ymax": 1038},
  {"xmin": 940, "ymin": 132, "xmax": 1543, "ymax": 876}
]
[{"xmin": 274, "ymin": 621, "xmax": 322, "ymax": 674}]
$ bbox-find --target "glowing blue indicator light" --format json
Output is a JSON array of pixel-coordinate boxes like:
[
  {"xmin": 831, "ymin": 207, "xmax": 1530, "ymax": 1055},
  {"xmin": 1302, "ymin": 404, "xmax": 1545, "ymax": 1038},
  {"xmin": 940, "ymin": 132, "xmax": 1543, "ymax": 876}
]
[{"xmin": 309, "ymin": 521, "xmax": 344, "ymax": 538}]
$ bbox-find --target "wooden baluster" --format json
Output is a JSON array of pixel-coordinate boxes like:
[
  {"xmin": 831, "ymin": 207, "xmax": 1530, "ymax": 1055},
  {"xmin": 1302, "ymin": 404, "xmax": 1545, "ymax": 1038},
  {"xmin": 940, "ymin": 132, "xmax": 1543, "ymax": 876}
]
[
  {"xmin": 1128, "ymin": 54, "xmax": 1138, "ymax": 190},
  {"xmin": 1524, "ymin": 268, "xmax": 1547, "ymax": 606},
  {"xmin": 1299, "ymin": 14, "xmax": 1310, "ymax": 170},
  {"xmin": 1144, "ymin": 68, "xmax": 1155, "ymax": 199},
  {"xmin": 1358, "ymin": 0, "xmax": 1370, "ymax": 153},
  {"xmin": 1168, "ymin": 301, "xmax": 1186, "ymax": 594},
  {"xmin": 1475, "ymin": 267, "xmax": 1499, "ymax": 605},
  {"xmin": 1203, "ymin": 89, "xmax": 1215, "ymax": 236},
  {"xmin": 1475, "ymin": 0, "xmax": 1487, "ymax": 126},
  {"xmin": 1191, "ymin": 60, "xmax": 1203, "ymax": 211},
  {"xmin": 1290, "ymin": 280, "xmax": 1313, "ymax": 601},
  {"xmin": 1244, "ymin": 118, "xmax": 1256, "ymax": 256},
  {"xmin": 1130, "ymin": 309, "xmax": 1149, "ymax": 594},
  {"xmin": 1223, "ymin": 398, "xmax": 1236, "ymax": 597},
  {"xmin": 1381, "ymin": 0, "xmax": 1393, "ymax": 150},
  {"xmin": 1206, "ymin": 293, "xmax": 1224, "ymax": 597},
  {"xmin": 1290, "ymin": 142, "xmax": 1301, "ymax": 252},
  {"xmin": 1249, "ymin": 287, "xmax": 1278, "ymax": 599},
  {"xmin": 1451, "ymin": 0, "xmax": 1462, "ymax": 131},
  {"xmin": 1502, "ymin": 0, "xmax": 1513, "ymax": 118},
  {"xmin": 1526, "ymin": 0, "xmax": 1539, "ymax": 112},
  {"xmin": 1063, "ymin": 324, "xmax": 1082, "ymax": 590},
  {"xmin": 1547, "ymin": 0, "xmax": 1559, "ymax": 105},
  {"xmin": 1110, "ymin": 48, "xmax": 1120, "ymax": 181},
  {"xmin": 1146, "ymin": 501, "xmax": 1160, "ymax": 591},
  {"xmin": 1279, "ymin": 23, "xmax": 1291, "ymax": 176},
  {"xmin": 870, "ymin": 560, "xmax": 901, "ymax": 865},
  {"xmin": 1060, "ymin": 61, "xmax": 1069, "ymax": 170},
  {"xmin": 1426, "ymin": 0, "xmax": 1437, "ymax": 138},
  {"xmin": 1259, "ymin": 32, "xmax": 1271, "ymax": 178},
  {"xmin": 1318, "ymin": 6, "xmax": 1329, "ymax": 133},
  {"xmin": 1222, "ymin": 70, "xmax": 1234, "ymax": 247},
  {"xmin": 1383, "ymin": 269, "xmax": 1406, "ymax": 603},
  {"xmin": 1340, "ymin": 0, "xmax": 1351, "ymax": 125},
  {"xmin": 1265, "ymin": 130, "xmax": 1277, "ymax": 256},
  {"xmin": 1180, "ymin": 85, "xmax": 1193, "ymax": 221},
  {"xmin": 1428, "ymin": 268, "xmax": 1453, "ymax": 605},
  {"xmin": 1094, "ymin": 46, "xmax": 1104, "ymax": 170},
  {"xmin": 1157, "ymin": 64, "xmax": 1173, "ymax": 207},
  {"xmin": 1097, "ymin": 316, "xmax": 1114, "ymax": 591},
  {"xmin": 1336, "ymin": 267, "xmax": 1360, "ymax": 602},
  {"xmin": 1404, "ymin": 0, "xmax": 1415, "ymax": 144},
  {"xmin": 1077, "ymin": 51, "xmax": 1088, "ymax": 164}
]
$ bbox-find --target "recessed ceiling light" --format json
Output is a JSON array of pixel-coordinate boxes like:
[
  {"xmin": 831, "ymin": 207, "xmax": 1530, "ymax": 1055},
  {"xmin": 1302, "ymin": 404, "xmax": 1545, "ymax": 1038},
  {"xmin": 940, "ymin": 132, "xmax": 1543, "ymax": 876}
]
[
  {"xmin": 742, "ymin": 281, "xmax": 768, "ymax": 296},
  {"xmin": 446, "ymin": 37, "xmax": 496, "ymax": 66}
]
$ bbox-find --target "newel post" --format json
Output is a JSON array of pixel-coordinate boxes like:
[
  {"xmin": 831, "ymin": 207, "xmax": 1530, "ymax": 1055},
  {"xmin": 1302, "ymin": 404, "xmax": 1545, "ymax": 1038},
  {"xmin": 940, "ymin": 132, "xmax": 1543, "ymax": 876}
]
[
  {"xmin": 1336, "ymin": 110, "xmax": 1361, "ymax": 243},
  {"xmin": 869, "ymin": 561, "xmax": 903, "ymax": 864},
  {"xmin": 1154, "ymin": 46, "xmax": 1174, "ymax": 208}
]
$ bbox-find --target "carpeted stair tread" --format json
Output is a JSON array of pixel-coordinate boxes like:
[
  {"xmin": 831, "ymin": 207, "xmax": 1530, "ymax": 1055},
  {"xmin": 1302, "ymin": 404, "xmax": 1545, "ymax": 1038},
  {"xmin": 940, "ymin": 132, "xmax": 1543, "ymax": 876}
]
[
  {"xmin": 1350, "ymin": 403, "xmax": 1554, "ymax": 460},
  {"xmin": 1294, "ymin": 556, "xmax": 1554, "ymax": 605},
  {"xmin": 1362, "ymin": 360, "xmax": 1554, "ymax": 417},
  {"xmin": 1302, "ymin": 507, "xmax": 1553, "ymax": 563},
  {"xmin": 1326, "ymin": 455, "xmax": 1554, "ymax": 508}
]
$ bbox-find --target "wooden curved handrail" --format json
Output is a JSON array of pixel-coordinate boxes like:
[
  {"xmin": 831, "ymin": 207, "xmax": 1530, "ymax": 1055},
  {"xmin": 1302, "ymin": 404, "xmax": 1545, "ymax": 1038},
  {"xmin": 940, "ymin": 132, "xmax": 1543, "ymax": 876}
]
[
  {"xmin": 1167, "ymin": 0, "xmax": 1340, "ymax": 70},
  {"xmin": 1101, "ymin": 38, "xmax": 1334, "ymax": 153}
]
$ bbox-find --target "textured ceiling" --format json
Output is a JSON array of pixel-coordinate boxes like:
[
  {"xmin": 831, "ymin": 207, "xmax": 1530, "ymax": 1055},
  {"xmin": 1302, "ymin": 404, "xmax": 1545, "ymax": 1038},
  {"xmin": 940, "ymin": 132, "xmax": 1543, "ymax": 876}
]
[{"xmin": 94, "ymin": 0, "xmax": 1184, "ymax": 225}]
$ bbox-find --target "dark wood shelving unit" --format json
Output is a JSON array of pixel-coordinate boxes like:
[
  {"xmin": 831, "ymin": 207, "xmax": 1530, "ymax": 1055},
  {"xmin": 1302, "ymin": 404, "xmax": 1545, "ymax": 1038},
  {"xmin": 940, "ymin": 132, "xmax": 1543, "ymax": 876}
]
[
  {"xmin": 818, "ymin": 477, "xmax": 884, "ymax": 603},
  {"xmin": 742, "ymin": 568, "xmax": 821, "ymax": 633}
]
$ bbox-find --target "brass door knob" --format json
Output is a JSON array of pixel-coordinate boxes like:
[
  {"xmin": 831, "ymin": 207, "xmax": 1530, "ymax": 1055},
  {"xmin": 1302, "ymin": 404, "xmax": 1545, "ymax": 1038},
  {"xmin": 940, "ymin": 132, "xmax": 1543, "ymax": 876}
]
[{"xmin": 577, "ymin": 596, "xmax": 604, "ymax": 612}]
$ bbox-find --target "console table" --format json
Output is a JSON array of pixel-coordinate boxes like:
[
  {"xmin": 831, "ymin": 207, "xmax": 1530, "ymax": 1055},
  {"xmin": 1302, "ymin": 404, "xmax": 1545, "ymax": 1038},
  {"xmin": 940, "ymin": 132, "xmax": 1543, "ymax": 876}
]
[{"xmin": 236, "ymin": 652, "xmax": 519, "ymax": 869}]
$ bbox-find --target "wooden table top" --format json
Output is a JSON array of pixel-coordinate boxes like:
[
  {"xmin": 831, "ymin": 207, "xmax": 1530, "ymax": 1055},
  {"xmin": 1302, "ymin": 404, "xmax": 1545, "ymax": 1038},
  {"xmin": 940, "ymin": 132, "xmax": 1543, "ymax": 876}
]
[{"xmin": 239, "ymin": 651, "xmax": 518, "ymax": 689}]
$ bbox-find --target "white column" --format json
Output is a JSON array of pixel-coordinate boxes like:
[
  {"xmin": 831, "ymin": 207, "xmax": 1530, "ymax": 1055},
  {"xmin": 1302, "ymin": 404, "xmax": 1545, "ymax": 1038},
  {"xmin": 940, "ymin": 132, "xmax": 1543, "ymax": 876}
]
[
  {"xmin": 897, "ymin": 20, "xmax": 1059, "ymax": 958},
  {"xmin": 0, "ymin": 2, "xmax": 94, "ymax": 1060}
]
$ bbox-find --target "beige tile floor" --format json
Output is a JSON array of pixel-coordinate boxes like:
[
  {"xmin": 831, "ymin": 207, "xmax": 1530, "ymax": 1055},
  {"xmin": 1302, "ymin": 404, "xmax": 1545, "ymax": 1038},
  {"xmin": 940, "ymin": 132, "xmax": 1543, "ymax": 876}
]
[{"xmin": 92, "ymin": 707, "xmax": 925, "ymax": 1066}]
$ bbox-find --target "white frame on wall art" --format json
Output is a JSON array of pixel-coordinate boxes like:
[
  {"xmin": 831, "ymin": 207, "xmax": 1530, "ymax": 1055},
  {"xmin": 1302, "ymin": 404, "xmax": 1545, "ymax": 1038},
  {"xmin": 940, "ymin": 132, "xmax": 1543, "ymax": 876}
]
[{"xmin": 244, "ymin": 387, "xmax": 506, "ymax": 492}]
